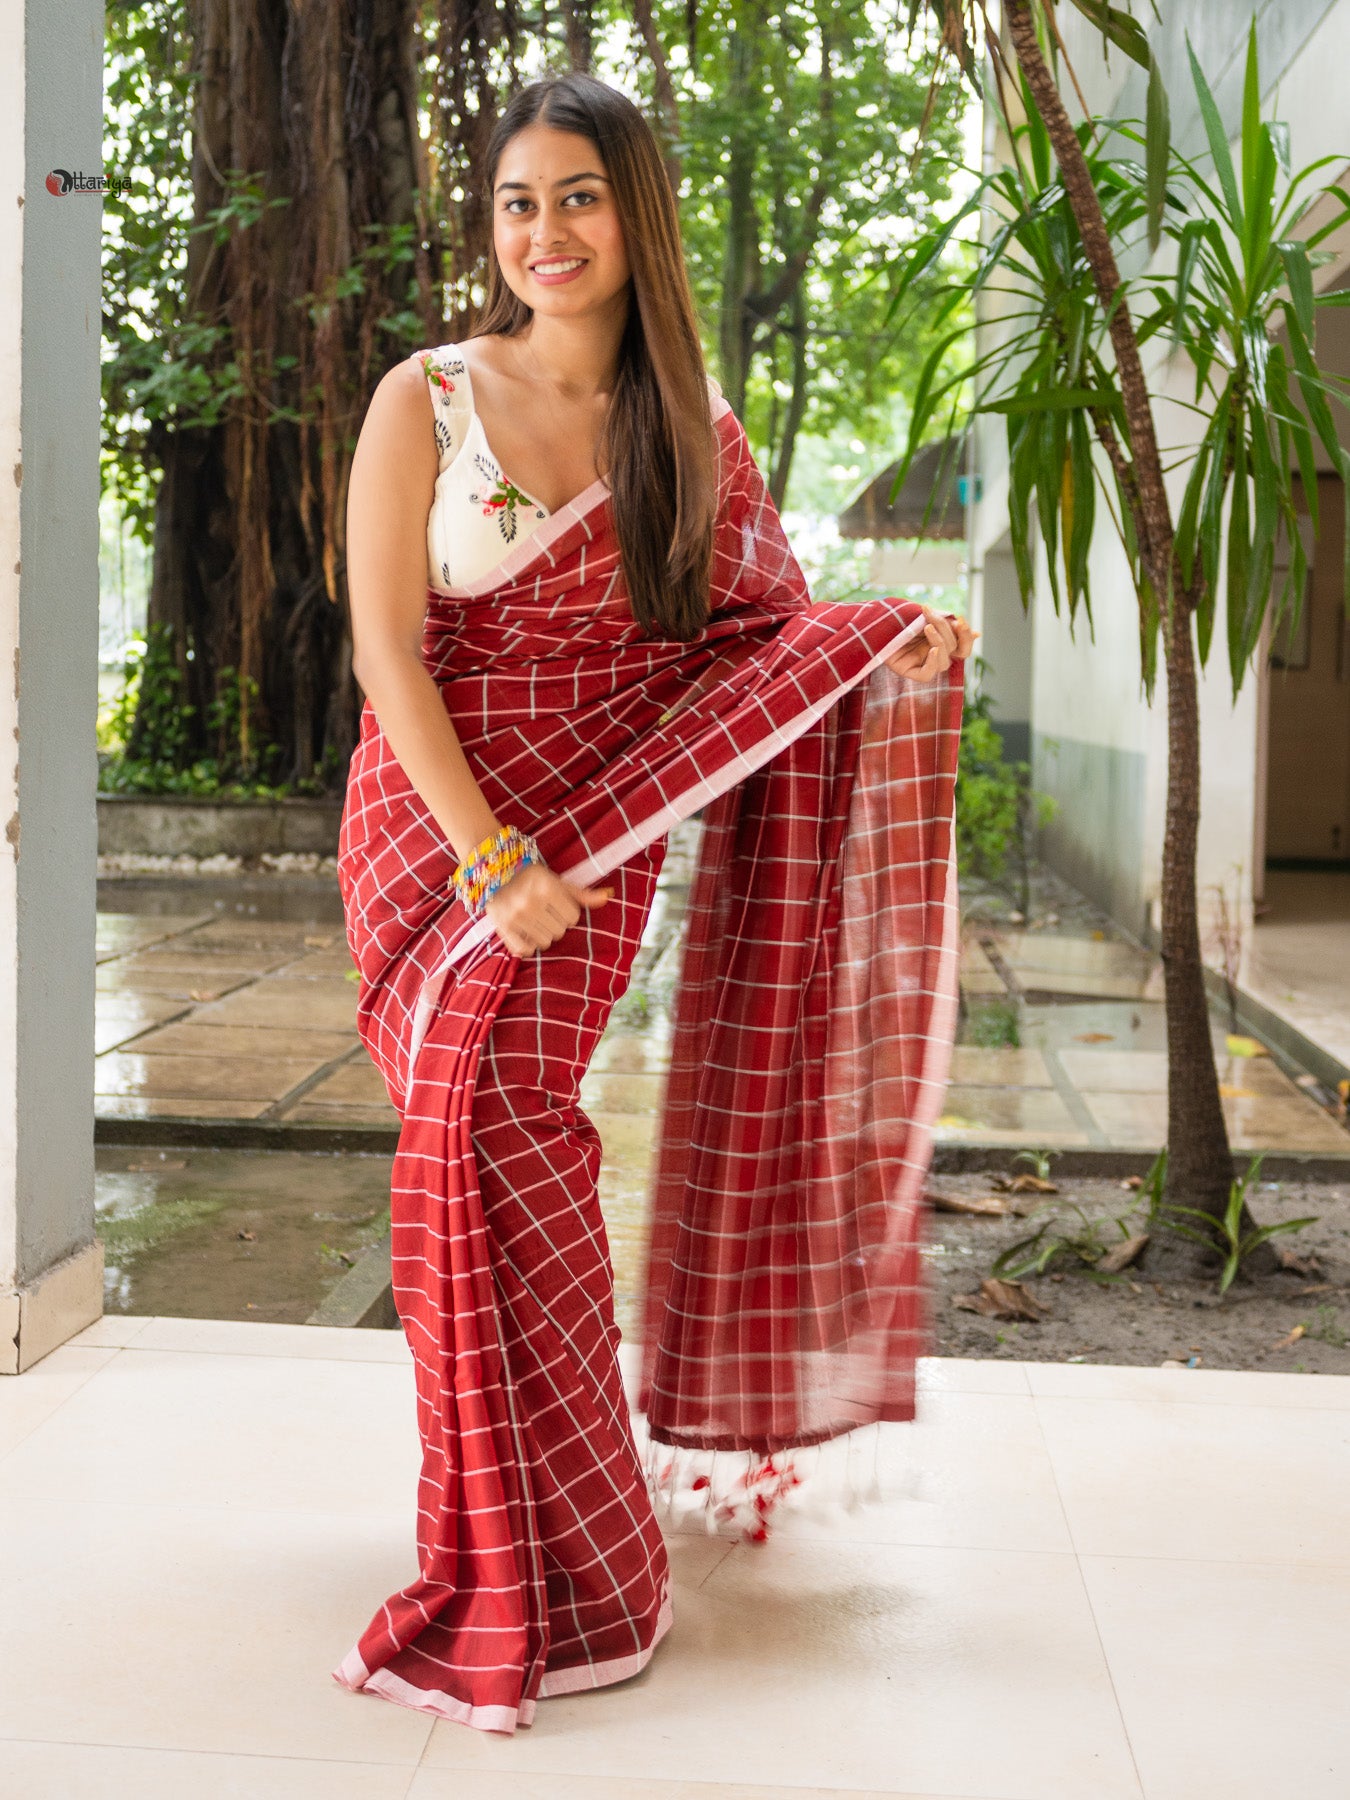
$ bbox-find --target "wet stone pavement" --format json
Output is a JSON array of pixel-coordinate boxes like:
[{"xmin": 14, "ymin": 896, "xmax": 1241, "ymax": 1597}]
[{"xmin": 93, "ymin": 828, "xmax": 1349, "ymax": 1326}]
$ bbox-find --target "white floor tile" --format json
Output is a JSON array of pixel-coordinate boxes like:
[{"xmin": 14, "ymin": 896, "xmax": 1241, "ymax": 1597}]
[
  {"xmin": 1081, "ymin": 1553, "xmax": 1350, "ymax": 1800},
  {"xmin": 65, "ymin": 1313, "xmax": 153, "ymax": 1349},
  {"xmin": 1025, "ymin": 1358, "xmax": 1350, "ymax": 1410},
  {"xmin": 420, "ymin": 1539, "xmax": 1143, "ymax": 1800},
  {"xmin": 0, "ymin": 1344, "xmax": 120, "ymax": 1460},
  {"xmin": 0, "ymin": 1495, "xmax": 432, "ymax": 1767},
  {"xmin": 0, "ymin": 1739, "xmax": 417, "ymax": 1800},
  {"xmin": 0, "ymin": 1346, "xmax": 419, "ymax": 1514},
  {"xmin": 130, "ymin": 1315, "xmax": 412, "ymax": 1363},
  {"xmin": 657, "ymin": 1392, "xmax": 1073, "ymax": 1555},
  {"xmin": 917, "ymin": 1356, "xmax": 1033, "ymax": 1396},
  {"xmin": 1034, "ymin": 1392, "xmax": 1350, "ymax": 1564},
  {"xmin": 409, "ymin": 1773, "xmax": 1018, "ymax": 1800}
]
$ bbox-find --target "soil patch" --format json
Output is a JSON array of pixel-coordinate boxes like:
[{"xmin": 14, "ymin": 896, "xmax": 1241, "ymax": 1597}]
[{"xmin": 926, "ymin": 1171, "xmax": 1350, "ymax": 1375}]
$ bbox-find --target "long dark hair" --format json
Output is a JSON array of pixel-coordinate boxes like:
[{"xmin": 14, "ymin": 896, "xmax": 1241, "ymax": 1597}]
[{"xmin": 474, "ymin": 74, "xmax": 716, "ymax": 641}]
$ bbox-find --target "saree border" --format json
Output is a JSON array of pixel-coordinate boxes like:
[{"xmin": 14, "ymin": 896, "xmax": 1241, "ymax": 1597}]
[{"xmin": 331, "ymin": 1585, "xmax": 673, "ymax": 1730}]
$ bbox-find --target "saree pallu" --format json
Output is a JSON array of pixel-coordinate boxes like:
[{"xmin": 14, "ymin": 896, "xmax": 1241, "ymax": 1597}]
[{"xmin": 332, "ymin": 392, "xmax": 962, "ymax": 1732}]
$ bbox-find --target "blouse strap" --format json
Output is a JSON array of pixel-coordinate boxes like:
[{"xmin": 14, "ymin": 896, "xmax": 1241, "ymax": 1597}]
[{"xmin": 414, "ymin": 343, "xmax": 471, "ymax": 474}]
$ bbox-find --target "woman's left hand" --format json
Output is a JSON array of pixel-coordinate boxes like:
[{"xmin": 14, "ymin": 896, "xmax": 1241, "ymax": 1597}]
[{"xmin": 884, "ymin": 607, "xmax": 978, "ymax": 683}]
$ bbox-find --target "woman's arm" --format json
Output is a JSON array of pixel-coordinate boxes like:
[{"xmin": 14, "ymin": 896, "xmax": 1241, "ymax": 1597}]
[
  {"xmin": 347, "ymin": 359, "xmax": 504, "ymax": 860},
  {"xmin": 346, "ymin": 358, "xmax": 610, "ymax": 957}
]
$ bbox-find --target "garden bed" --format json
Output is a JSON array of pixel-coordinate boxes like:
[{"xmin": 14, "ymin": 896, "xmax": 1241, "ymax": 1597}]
[
  {"xmin": 97, "ymin": 793, "xmax": 341, "ymax": 860},
  {"xmin": 926, "ymin": 1169, "xmax": 1350, "ymax": 1376}
]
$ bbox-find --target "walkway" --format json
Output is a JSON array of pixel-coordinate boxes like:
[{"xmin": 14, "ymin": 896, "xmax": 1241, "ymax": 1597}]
[
  {"xmin": 1247, "ymin": 868, "xmax": 1350, "ymax": 1075},
  {"xmin": 91, "ymin": 873, "xmax": 1350, "ymax": 1155},
  {"xmin": 2, "ymin": 1313, "xmax": 1346, "ymax": 1799}
]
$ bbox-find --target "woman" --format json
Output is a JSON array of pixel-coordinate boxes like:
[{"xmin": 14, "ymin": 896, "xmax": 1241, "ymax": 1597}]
[{"xmin": 333, "ymin": 70, "xmax": 973, "ymax": 1734}]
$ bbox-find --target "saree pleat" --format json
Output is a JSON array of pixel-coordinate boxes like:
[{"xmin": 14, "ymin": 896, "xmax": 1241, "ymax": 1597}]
[{"xmin": 333, "ymin": 391, "xmax": 962, "ymax": 1730}]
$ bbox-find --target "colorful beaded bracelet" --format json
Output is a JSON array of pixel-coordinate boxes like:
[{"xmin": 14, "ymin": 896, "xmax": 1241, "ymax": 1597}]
[{"xmin": 451, "ymin": 825, "xmax": 542, "ymax": 920}]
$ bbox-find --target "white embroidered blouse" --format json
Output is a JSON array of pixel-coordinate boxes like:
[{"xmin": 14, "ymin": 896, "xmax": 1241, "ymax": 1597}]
[
  {"xmin": 415, "ymin": 341, "xmax": 730, "ymax": 596},
  {"xmin": 415, "ymin": 343, "xmax": 552, "ymax": 594}
]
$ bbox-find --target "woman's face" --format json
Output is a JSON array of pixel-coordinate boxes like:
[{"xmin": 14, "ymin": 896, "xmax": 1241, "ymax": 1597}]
[{"xmin": 491, "ymin": 124, "xmax": 631, "ymax": 324}]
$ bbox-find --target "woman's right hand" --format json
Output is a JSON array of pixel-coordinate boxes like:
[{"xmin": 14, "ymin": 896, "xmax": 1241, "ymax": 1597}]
[{"xmin": 483, "ymin": 861, "xmax": 613, "ymax": 958}]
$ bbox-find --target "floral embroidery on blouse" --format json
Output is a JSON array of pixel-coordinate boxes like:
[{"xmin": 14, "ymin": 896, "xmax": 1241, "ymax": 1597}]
[
  {"xmin": 417, "ymin": 349, "xmax": 466, "ymax": 463},
  {"xmin": 417, "ymin": 348, "xmax": 465, "ymax": 399},
  {"xmin": 469, "ymin": 452, "xmax": 548, "ymax": 544}
]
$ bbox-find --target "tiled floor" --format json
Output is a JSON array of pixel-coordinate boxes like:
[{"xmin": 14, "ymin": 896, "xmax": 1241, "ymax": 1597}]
[
  {"xmin": 92, "ymin": 890, "xmax": 1350, "ymax": 1157},
  {"xmin": 1247, "ymin": 868, "xmax": 1350, "ymax": 1072},
  {"xmin": 94, "ymin": 910, "xmax": 394, "ymax": 1126},
  {"xmin": 2, "ymin": 1313, "xmax": 1347, "ymax": 1799}
]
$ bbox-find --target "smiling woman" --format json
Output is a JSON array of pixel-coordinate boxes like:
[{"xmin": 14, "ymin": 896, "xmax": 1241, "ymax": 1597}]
[{"xmin": 334, "ymin": 70, "xmax": 970, "ymax": 1738}]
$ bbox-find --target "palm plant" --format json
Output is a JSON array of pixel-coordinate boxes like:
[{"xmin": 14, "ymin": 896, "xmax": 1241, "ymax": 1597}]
[{"xmin": 900, "ymin": 3, "xmax": 1350, "ymax": 1268}]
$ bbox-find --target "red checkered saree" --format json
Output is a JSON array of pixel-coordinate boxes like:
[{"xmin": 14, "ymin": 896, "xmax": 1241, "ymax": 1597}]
[{"xmin": 331, "ymin": 387, "xmax": 962, "ymax": 1733}]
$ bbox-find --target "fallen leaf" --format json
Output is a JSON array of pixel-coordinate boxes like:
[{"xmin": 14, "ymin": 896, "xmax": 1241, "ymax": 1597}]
[
  {"xmin": 929, "ymin": 1190, "xmax": 1014, "ymax": 1216},
  {"xmin": 937, "ymin": 1114, "xmax": 977, "ymax": 1129},
  {"xmin": 1218, "ymin": 1084, "xmax": 1257, "ymax": 1099},
  {"xmin": 1274, "ymin": 1244, "xmax": 1322, "ymax": 1278},
  {"xmin": 1272, "ymin": 1323, "xmax": 1306, "ymax": 1351},
  {"xmin": 237, "ymin": 1229, "xmax": 257, "ymax": 1242},
  {"xmin": 1120, "ymin": 1175, "xmax": 1143, "ymax": 1190},
  {"xmin": 951, "ymin": 1277, "xmax": 1051, "ymax": 1321},
  {"xmin": 304, "ymin": 935, "xmax": 334, "ymax": 948},
  {"xmin": 1008, "ymin": 1173, "xmax": 1057, "ymax": 1194},
  {"xmin": 344, "ymin": 969, "xmax": 361, "ymax": 983},
  {"xmin": 1074, "ymin": 1031, "xmax": 1114, "ymax": 1043},
  {"xmin": 1128, "ymin": 1280, "xmax": 1143, "ymax": 1294},
  {"xmin": 1225, "ymin": 1034, "xmax": 1268, "ymax": 1058},
  {"xmin": 1098, "ymin": 1233, "xmax": 1149, "ymax": 1274},
  {"xmin": 189, "ymin": 989, "xmax": 215, "ymax": 1002},
  {"xmin": 1295, "ymin": 1283, "xmax": 1334, "ymax": 1296}
]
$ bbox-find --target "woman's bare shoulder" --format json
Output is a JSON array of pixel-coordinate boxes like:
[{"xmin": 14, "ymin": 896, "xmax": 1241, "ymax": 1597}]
[{"xmin": 353, "ymin": 355, "xmax": 440, "ymax": 494}]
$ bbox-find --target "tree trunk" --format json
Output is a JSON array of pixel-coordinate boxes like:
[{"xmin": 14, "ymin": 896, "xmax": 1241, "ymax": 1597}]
[
  {"xmin": 768, "ymin": 289, "xmax": 809, "ymax": 508},
  {"xmin": 718, "ymin": 14, "xmax": 762, "ymax": 416},
  {"xmin": 139, "ymin": 0, "xmax": 439, "ymax": 789},
  {"xmin": 1000, "ymin": 0, "xmax": 1271, "ymax": 1270},
  {"xmin": 630, "ymin": 0, "xmax": 683, "ymax": 196}
]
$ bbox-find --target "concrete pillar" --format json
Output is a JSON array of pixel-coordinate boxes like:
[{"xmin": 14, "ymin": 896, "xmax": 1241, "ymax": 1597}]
[{"xmin": 0, "ymin": 0, "xmax": 104, "ymax": 1373}]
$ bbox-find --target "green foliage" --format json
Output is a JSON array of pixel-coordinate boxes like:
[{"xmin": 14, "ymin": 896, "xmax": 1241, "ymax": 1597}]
[
  {"xmin": 957, "ymin": 704, "xmax": 1022, "ymax": 883},
  {"xmin": 1158, "ymin": 1154, "xmax": 1319, "ymax": 1297},
  {"xmin": 961, "ymin": 996, "xmax": 1021, "ymax": 1049},
  {"xmin": 955, "ymin": 670, "xmax": 1055, "ymax": 891},
  {"xmin": 990, "ymin": 1195, "xmax": 1141, "ymax": 1285},
  {"xmin": 894, "ymin": 22, "xmax": 1350, "ymax": 701},
  {"xmin": 626, "ymin": 0, "xmax": 968, "ymax": 492},
  {"xmin": 98, "ymin": 626, "xmax": 335, "ymax": 799}
]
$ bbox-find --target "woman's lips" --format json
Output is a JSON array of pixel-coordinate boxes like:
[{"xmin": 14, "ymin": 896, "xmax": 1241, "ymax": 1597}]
[{"xmin": 529, "ymin": 258, "xmax": 588, "ymax": 286}]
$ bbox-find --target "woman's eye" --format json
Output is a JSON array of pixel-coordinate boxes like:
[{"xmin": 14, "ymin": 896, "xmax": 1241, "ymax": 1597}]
[{"xmin": 499, "ymin": 190, "xmax": 599, "ymax": 215}]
